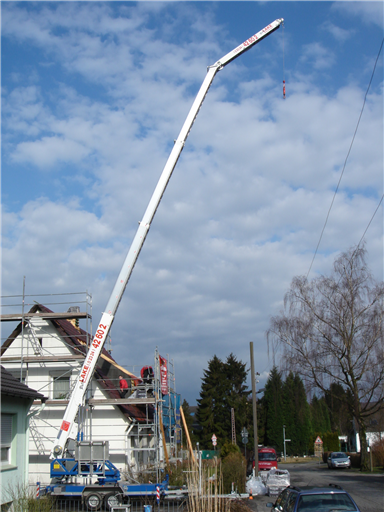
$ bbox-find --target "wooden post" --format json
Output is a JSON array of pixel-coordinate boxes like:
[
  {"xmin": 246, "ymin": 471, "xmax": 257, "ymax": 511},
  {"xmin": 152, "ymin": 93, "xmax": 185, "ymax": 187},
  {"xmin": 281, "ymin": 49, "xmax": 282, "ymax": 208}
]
[
  {"xmin": 180, "ymin": 405, "xmax": 196, "ymax": 464},
  {"xmin": 159, "ymin": 410, "xmax": 169, "ymax": 468}
]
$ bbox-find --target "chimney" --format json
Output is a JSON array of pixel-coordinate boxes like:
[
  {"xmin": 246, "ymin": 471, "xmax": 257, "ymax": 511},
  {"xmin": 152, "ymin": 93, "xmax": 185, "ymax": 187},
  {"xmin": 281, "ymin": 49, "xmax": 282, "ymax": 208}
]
[{"xmin": 67, "ymin": 306, "xmax": 80, "ymax": 329}]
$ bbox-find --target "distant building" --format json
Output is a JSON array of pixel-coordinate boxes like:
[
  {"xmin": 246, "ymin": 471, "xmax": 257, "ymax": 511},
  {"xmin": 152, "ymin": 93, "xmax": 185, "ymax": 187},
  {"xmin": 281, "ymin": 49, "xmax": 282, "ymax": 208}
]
[
  {"xmin": 1, "ymin": 365, "xmax": 46, "ymax": 510},
  {"xmin": 349, "ymin": 412, "xmax": 384, "ymax": 453}
]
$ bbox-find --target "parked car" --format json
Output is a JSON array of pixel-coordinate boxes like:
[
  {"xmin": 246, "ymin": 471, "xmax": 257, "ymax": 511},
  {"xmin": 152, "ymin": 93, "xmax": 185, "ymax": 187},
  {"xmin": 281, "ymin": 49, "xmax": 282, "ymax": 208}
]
[
  {"xmin": 266, "ymin": 484, "xmax": 361, "ymax": 512},
  {"xmin": 327, "ymin": 451, "xmax": 351, "ymax": 469}
]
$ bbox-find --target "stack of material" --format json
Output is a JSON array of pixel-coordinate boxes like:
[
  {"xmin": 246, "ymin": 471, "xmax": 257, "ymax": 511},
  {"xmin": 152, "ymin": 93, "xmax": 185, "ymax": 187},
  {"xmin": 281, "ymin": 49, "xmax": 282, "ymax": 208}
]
[
  {"xmin": 245, "ymin": 475, "xmax": 268, "ymax": 496},
  {"xmin": 266, "ymin": 468, "xmax": 290, "ymax": 496}
]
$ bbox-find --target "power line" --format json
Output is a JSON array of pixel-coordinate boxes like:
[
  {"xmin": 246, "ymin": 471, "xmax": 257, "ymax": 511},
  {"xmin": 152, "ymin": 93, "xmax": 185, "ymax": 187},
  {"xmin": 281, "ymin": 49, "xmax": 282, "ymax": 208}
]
[
  {"xmin": 306, "ymin": 37, "xmax": 384, "ymax": 279},
  {"xmin": 354, "ymin": 193, "xmax": 384, "ymax": 254}
]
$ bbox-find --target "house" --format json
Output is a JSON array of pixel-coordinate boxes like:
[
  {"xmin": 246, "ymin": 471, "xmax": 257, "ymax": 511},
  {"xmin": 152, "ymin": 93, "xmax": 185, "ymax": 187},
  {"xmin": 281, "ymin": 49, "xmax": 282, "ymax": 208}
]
[
  {"xmin": 1, "ymin": 303, "xmax": 180, "ymax": 486},
  {"xmin": 1, "ymin": 365, "xmax": 46, "ymax": 510},
  {"xmin": 349, "ymin": 411, "xmax": 384, "ymax": 453}
]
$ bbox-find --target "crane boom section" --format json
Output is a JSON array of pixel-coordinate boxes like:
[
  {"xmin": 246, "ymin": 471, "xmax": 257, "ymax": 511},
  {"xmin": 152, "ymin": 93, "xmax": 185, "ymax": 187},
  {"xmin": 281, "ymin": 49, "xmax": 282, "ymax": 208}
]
[
  {"xmin": 213, "ymin": 18, "xmax": 283, "ymax": 69},
  {"xmin": 104, "ymin": 65, "xmax": 218, "ymax": 317},
  {"xmin": 50, "ymin": 18, "xmax": 283, "ymax": 459}
]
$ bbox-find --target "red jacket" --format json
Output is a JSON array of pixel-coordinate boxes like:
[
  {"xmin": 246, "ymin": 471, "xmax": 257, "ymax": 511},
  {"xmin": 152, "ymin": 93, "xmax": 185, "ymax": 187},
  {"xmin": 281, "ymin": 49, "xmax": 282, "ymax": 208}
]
[{"xmin": 119, "ymin": 378, "xmax": 128, "ymax": 390}]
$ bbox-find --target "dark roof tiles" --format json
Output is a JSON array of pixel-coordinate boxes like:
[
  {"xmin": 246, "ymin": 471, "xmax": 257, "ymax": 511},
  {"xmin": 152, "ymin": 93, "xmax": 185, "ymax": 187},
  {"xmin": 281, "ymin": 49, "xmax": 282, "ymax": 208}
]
[{"xmin": 1, "ymin": 365, "xmax": 46, "ymax": 401}]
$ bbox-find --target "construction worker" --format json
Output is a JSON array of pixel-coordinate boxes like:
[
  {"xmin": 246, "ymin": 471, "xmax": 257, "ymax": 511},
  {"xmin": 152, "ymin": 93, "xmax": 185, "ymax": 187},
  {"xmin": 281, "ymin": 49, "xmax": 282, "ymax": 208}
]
[{"xmin": 119, "ymin": 375, "xmax": 129, "ymax": 398}]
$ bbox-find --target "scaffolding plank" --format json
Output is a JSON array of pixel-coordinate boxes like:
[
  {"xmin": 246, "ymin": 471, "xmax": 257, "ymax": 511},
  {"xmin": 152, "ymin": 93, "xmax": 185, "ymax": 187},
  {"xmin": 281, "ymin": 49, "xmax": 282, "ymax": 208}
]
[
  {"xmin": 1, "ymin": 312, "xmax": 90, "ymax": 322},
  {"xmin": 1, "ymin": 355, "xmax": 85, "ymax": 362},
  {"xmin": 89, "ymin": 397, "xmax": 156, "ymax": 405},
  {"xmin": 32, "ymin": 397, "xmax": 156, "ymax": 406}
]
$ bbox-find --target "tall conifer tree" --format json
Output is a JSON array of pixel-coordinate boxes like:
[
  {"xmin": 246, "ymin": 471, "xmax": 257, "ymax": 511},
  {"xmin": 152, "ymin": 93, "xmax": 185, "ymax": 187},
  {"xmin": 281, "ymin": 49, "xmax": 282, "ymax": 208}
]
[
  {"xmin": 283, "ymin": 373, "xmax": 312, "ymax": 455},
  {"xmin": 196, "ymin": 355, "xmax": 227, "ymax": 447},
  {"xmin": 310, "ymin": 395, "xmax": 331, "ymax": 433},
  {"xmin": 263, "ymin": 366, "xmax": 284, "ymax": 453},
  {"xmin": 223, "ymin": 353, "xmax": 250, "ymax": 443},
  {"xmin": 196, "ymin": 354, "xmax": 251, "ymax": 449}
]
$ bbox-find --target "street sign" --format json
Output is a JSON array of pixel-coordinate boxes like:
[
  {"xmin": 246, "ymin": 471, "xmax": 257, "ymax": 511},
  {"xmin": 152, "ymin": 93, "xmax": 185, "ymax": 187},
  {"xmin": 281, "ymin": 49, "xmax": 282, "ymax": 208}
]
[
  {"xmin": 241, "ymin": 427, "xmax": 248, "ymax": 444},
  {"xmin": 211, "ymin": 434, "xmax": 217, "ymax": 446}
]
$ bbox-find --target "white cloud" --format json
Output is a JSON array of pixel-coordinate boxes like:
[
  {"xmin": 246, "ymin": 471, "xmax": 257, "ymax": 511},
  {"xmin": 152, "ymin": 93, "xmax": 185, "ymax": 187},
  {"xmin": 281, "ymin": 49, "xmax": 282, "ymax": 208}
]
[
  {"xmin": 332, "ymin": 1, "xmax": 384, "ymax": 29},
  {"xmin": 300, "ymin": 42, "xmax": 336, "ymax": 70},
  {"xmin": 321, "ymin": 21, "xmax": 352, "ymax": 43},
  {"xmin": 12, "ymin": 136, "xmax": 91, "ymax": 168}
]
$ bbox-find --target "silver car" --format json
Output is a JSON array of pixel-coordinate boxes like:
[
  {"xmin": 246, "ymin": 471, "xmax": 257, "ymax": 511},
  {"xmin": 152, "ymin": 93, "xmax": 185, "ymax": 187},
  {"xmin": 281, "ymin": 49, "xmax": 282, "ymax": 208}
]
[{"xmin": 327, "ymin": 451, "xmax": 351, "ymax": 469}]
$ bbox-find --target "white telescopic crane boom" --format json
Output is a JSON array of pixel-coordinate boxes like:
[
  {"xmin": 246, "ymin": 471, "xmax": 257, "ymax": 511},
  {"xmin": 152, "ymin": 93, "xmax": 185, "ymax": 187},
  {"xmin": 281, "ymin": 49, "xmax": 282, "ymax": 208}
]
[{"xmin": 50, "ymin": 18, "xmax": 284, "ymax": 459}]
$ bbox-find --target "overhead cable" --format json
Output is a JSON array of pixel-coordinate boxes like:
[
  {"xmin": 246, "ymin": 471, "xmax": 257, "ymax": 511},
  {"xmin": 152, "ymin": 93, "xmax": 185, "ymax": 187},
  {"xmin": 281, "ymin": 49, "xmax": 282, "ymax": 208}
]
[{"xmin": 306, "ymin": 37, "xmax": 384, "ymax": 279}]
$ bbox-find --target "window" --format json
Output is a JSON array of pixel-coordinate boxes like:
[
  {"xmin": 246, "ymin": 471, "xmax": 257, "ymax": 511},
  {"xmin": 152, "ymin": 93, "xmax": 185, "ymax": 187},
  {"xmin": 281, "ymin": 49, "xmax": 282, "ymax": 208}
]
[
  {"xmin": 286, "ymin": 492, "xmax": 298, "ymax": 512},
  {"xmin": 1, "ymin": 414, "xmax": 13, "ymax": 465},
  {"xmin": 275, "ymin": 489, "xmax": 290, "ymax": 511},
  {"xmin": 259, "ymin": 452, "xmax": 277, "ymax": 461},
  {"xmin": 297, "ymin": 493, "xmax": 357, "ymax": 512},
  {"xmin": 53, "ymin": 376, "xmax": 70, "ymax": 399}
]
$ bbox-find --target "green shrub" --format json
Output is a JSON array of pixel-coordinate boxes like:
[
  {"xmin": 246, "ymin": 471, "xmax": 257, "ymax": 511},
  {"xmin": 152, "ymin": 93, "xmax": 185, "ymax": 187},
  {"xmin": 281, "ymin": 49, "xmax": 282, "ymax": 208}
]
[
  {"xmin": 3, "ymin": 483, "xmax": 53, "ymax": 512},
  {"xmin": 220, "ymin": 442, "xmax": 241, "ymax": 459},
  {"xmin": 221, "ymin": 452, "xmax": 246, "ymax": 494},
  {"xmin": 323, "ymin": 432, "xmax": 340, "ymax": 452},
  {"xmin": 168, "ymin": 460, "xmax": 189, "ymax": 487}
]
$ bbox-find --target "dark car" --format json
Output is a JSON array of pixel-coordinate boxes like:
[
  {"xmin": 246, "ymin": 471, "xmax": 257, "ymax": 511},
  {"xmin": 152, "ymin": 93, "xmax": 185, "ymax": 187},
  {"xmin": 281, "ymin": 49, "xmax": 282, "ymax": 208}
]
[
  {"xmin": 327, "ymin": 451, "xmax": 351, "ymax": 469},
  {"xmin": 266, "ymin": 484, "xmax": 361, "ymax": 512}
]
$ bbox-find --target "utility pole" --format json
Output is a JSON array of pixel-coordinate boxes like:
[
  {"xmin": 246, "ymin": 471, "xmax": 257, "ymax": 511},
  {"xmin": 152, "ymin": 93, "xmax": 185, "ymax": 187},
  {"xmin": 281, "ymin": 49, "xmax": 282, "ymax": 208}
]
[
  {"xmin": 250, "ymin": 342, "xmax": 258, "ymax": 477},
  {"xmin": 283, "ymin": 424, "xmax": 291, "ymax": 461}
]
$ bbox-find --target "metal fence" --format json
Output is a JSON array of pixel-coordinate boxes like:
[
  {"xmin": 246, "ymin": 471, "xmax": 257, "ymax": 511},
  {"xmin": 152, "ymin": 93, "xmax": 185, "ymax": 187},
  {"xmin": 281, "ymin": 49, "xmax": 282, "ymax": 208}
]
[{"xmin": 27, "ymin": 497, "xmax": 188, "ymax": 512}]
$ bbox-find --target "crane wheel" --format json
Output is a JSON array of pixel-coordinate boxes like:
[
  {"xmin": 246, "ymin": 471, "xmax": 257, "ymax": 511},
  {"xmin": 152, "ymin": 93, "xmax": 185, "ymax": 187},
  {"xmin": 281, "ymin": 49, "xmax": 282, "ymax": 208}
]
[
  {"xmin": 84, "ymin": 492, "xmax": 102, "ymax": 511},
  {"xmin": 104, "ymin": 491, "xmax": 123, "ymax": 510}
]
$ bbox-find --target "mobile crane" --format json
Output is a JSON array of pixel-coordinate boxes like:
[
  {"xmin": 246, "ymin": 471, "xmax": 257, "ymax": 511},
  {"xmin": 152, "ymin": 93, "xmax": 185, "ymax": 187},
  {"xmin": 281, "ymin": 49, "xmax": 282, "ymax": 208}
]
[{"xmin": 47, "ymin": 17, "xmax": 283, "ymax": 509}]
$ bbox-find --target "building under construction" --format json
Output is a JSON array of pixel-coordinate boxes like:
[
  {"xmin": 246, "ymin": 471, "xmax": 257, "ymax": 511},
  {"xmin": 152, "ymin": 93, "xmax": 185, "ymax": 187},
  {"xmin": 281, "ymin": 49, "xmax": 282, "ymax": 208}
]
[{"xmin": 1, "ymin": 290, "xmax": 182, "ymax": 486}]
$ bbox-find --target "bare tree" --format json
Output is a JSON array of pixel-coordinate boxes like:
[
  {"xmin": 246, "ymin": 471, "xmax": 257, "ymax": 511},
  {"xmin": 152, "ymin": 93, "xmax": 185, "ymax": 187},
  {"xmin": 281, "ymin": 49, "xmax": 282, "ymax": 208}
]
[{"xmin": 267, "ymin": 246, "xmax": 384, "ymax": 469}]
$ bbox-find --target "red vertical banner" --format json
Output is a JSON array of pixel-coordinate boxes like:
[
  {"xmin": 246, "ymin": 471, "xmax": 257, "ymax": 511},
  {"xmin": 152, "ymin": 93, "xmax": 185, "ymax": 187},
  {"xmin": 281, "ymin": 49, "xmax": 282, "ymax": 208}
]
[{"xmin": 159, "ymin": 355, "xmax": 168, "ymax": 395}]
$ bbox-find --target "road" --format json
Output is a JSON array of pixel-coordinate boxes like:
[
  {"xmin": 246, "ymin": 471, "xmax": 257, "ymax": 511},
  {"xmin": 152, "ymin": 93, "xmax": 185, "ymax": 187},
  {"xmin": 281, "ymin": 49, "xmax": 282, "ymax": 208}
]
[{"xmin": 246, "ymin": 462, "xmax": 384, "ymax": 512}]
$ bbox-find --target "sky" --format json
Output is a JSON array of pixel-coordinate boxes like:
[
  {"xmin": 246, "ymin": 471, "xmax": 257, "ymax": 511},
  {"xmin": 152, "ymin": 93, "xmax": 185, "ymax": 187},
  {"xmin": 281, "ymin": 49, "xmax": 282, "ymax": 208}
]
[{"xmin": 2, "ymin": 1, "xmax": 383, "ymax": 406}]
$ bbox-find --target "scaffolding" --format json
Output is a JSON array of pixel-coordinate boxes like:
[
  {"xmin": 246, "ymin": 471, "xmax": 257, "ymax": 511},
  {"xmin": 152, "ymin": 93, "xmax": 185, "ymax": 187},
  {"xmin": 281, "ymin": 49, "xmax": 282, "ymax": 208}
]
[
  {"xmin": 125, "ymin": 348, "xmax": 181, "ymax": 480},
  {"xmin": 1, "ymin": 286, "xmax": 181, "ymax": 483}
]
